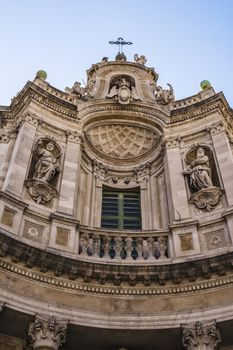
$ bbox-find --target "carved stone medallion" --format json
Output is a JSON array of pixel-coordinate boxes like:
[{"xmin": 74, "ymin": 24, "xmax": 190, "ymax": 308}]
[{"xmin": 86, "ymin": 124, "xmax": 159, "ymax": 159}]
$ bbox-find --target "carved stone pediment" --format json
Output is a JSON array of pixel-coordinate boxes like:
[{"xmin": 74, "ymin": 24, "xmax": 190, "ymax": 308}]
[
  {"xmin": 190, "ymin": 186, "xmax": 224, "ymax": 211},
  {"xmin": 86, "ymin": 124, "xmax": 159, "ymax": 159}
]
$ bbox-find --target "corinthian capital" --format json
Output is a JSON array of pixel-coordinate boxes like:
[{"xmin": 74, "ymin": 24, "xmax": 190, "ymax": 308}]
[
  {"xmin": 182, "ymin": 321, "xmax": 221, "ymax": 350},
  {"xmin": 27, "ymin": 315, "xmax": 68, "ymax": 350},
  {"xmin": 66, "ymin": 130, "xmax": 83, "ymax": 144}
]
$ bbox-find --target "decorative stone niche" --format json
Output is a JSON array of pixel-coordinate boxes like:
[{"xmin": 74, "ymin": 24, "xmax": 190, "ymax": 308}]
[
  {"xmin": 25, "ymin": 137, "xmax": 62, "ymax": 204},
  {"xmin": 183, "ymin": 145, "xmax": 223, "ymax": 211},
  {"xmin": 1, "ymin": 207, "xmax": 16, "ymax": 228}
]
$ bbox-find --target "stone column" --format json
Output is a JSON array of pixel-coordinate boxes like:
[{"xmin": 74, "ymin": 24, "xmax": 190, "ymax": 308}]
[
  {"xmin": 57, "ymin": 131, "xmax": 82, "ymax": 215},
  {"xmin": 182, "ymin": 320, "xmax": 221, "ymax": 350},
  {"xmin": 27, "ymin": 315, "xmax": 68, "ymax": 350},
  {"xmin": 164, "ymin": 138, "xmax": 190, "ymax": 221},
  {"xmin": 210, "ymin": 123, "xmax": 233, "ymax": 206},
  {"xmin": 2, "ymin": 113, "xmax": 39, "ymax": 197}
]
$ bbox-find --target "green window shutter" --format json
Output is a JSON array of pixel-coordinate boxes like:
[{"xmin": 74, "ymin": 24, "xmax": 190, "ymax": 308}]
[{"xmin": 101, "ymin": 188, "xmax": 141, "ymax": 229}]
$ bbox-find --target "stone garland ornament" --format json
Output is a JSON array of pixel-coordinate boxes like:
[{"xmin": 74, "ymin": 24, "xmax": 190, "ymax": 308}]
[
  {"xmin": 26, "ymin": 139, "xmax": 62, "ymax": 204},
  {"xmin": 106, "ymin": 76, "xmax": 141, "ymax": 105},
  {"xmin": 183, "ymin": 147, "xmax": 223, "ymax": 211}
]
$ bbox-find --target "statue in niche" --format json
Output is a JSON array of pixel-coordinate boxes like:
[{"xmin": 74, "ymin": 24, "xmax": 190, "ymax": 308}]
[
  {"xmin": 183, "ymin": 147, "xmax": 213, "ymax": 192},
  {"xmin": 106, "ymin": 76, "xmax": 140, "ymax": 105},
  {"xmin": 33, "ymin": 140, "xmax": 61, "ymax": 183},
  {"xmin": 155, "ymin": 83, "xmax": 175, "ymax": 105}
]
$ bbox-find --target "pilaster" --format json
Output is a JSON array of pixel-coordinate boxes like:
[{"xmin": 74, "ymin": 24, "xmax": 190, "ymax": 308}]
[
  {"xmin": 164, "ymin": 137, "xmax": 190, "ymax": 221},
  {"xmin": 57, "ymin": 131, "xmax": 82, "ymax": 215},
  {"xmin": 209, "ymin": 123, "xmax": 233, "ymax": 205},
  {"xmin": 2, "ymin": 113, "xmax": 40, "ymax": 197}
]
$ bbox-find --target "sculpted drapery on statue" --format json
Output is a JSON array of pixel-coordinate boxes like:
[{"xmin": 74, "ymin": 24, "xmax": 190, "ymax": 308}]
[
  {"xmin": 183, "ymin": 147, "xmax": 213, "ymax": 192},
  {"xmin": 26, "ymin": 138, "xmax": 62, "ymax": 204},
  {"xmin": 33, "ymin": 140, "xmax": 61, "ymax": 183}
]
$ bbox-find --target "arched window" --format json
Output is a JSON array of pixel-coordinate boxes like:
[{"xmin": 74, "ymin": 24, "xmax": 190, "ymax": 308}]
[{"xmin": 101, "ymin": 187, "xmax": 141, "ymax": 229}]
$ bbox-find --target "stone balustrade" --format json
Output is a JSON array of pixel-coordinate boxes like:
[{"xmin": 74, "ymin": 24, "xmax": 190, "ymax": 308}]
[{"xmin": 78, "ymin": 229, "xmax": 168, "ymax": 261}]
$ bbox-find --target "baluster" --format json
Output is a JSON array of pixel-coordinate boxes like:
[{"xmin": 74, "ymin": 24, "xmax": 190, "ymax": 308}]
[
  {"xmin": 114, "ymin": 237, "xmax": 122, "ymax": 260},
  {"xmin": 103, "ymin": 236, "xmax": 111, "ymax": 259},
  {"xmin": 158, "ymin": 236, "xmax": 167, "ymax": 259},
  {"xmin": 125, "ymin": 237, "xmax": 133, "ymax": 260},
  {"xmin": 92, "ymin": 234, "xmax": 100, "ymax": 257},
  {"xmin": 147, "ymin": 237, "xmax": 155, "ymax": 260},
  {"xmin": 136, "ymin": 237, "xmax": 143, "ymax": 260},
  {"xmin": 80, "ymin": 233, "xmax": 90, "ymax": 256}
]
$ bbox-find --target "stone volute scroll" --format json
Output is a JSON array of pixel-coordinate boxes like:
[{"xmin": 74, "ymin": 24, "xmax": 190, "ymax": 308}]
[
  {"xmin": 26, "ymin": 138, "xmax": 62, "ymax": 204},
  {"xmin": 182, "ymin": 146, "xmax": 223, "ymax": 211}
]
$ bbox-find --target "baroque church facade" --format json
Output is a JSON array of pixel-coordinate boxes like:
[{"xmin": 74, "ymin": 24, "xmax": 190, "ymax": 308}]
[{"xmin": 0, "ymin": 51, "xmax": 233, "ymax": 350}]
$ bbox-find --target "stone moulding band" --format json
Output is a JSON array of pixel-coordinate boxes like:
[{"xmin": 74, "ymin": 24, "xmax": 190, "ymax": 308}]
[{"xmin": 1, "ymin": 282, "xmax": 233, "ymax": 329}]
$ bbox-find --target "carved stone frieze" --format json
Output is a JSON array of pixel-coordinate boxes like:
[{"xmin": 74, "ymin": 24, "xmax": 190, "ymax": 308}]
[
  {"xmin": 87, "ymin": 124, "xmax": 158, "ymax": 159},
  {"xmin": 27, "ymin": 315, "xmax": 68, "ymax": 350},
  {"xmin": 190, "ymin": 187, "xmax": 224, "ymax": 211},
  {"xmin": 182, "ymin": 321, "xmax": 221, "ymax": 350}
]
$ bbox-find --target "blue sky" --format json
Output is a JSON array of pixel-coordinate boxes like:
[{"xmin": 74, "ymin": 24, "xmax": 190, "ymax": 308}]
[{"xmin": 1, "ymin": 0, "xmax": 233, "ymax": 106}]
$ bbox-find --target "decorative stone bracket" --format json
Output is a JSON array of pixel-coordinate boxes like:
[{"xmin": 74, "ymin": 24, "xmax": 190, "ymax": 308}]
[
  {"xmin": 25, "ymin": 179, "xmax": 58, "ymax": 204},
  {"xmin": 190, "ymin": 187, "xmax": 224, "ymax": 211}
]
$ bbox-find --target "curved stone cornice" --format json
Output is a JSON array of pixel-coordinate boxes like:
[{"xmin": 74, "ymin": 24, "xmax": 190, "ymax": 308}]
[
  {"xmin": 0, "ymin": 230, "xmax": 233, "ymax": 290},
  {"xmin": 1, "ymin": 272, "xmax": 233, "ymax": 329}
]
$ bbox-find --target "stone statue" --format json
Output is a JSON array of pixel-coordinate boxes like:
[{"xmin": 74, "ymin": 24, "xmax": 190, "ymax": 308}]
[
  {"xmin": 65, "ymin": 81, "xmax": 87, "ymax": 98},
  {"xmin": 155, "ymin": 83, "xmax": 175, "ymax": 104},
  {"xmin": 134, "ymin": 54, "xmax": 147, "ymax": 65},
  {"xmin": 183, "ymin": 147, "xmax": 213, "ymax": 192},
  {"xmin": 33, "ymin": 140, "xmax": 60, "ymax": 183}
]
